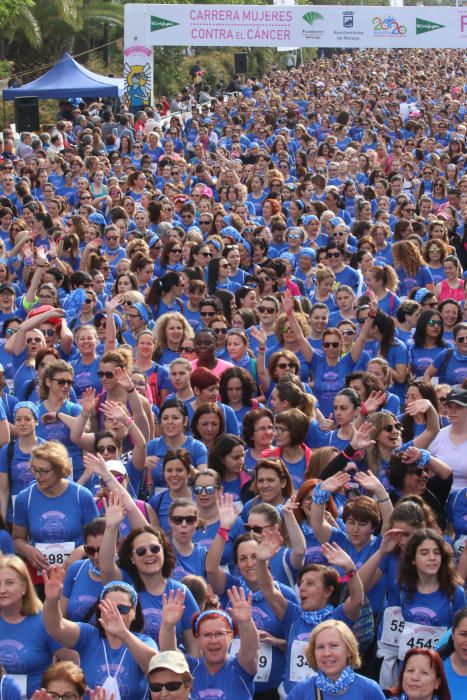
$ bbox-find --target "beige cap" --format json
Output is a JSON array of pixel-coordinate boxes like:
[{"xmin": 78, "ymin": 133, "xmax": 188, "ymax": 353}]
[
  {"xmin": 105, "ymin": 460, "xmax": 127, "ymax": 477},
  {"xmin": 147, "ymin": 651, "xmax": 190, "ymax": 676}
]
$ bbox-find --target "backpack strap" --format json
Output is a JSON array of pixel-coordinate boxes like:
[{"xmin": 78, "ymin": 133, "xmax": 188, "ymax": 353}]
[{"xmin": 439, "ymin": 348, "xmax": 453, "ymax": 379}]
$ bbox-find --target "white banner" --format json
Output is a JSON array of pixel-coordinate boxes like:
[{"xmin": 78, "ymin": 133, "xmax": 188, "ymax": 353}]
[{"xmin": 124, "ymin": 4, "xmax": 467, "ymax": 49}]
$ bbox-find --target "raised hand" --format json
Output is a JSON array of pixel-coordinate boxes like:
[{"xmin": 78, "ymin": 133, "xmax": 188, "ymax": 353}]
[
  {"xmin": 405, "ymin": 398, "xmax": 431, "ymax": 416},
  {"xmin": 98, "ymin": 598, "xmax": 127, "ymax": 640},
  {"xmin": 321, "ymin": 542, "xmax": 355, "ymax": 572},
  {"xmin": 103, "ymin": 490, "xmax": 126, "ymax": 528},
  {"xmin": 400, "ymin": 446, "xmax": 422, "ymax": 464},
  {"xmin": 30, "ymin": 691, "xmax": 54, "ymax": 700},
  {"xmin": 364, "ymin": 390, "xmax": 387, "ymax": 413},
  {"xmin": 43, "ymin": 565, "xmax": 65, "ymax": 601},
  {"xmin": 83, "ymin": 452, "xmax": 110, "ymax": 479},
  {"xmin": 161, "ymin": 588, "xmax": 185, "ymax": 627},
  {"xmin": 81, "ymin": 387, "xmax": 96, "ymax": 415},
  {"xmin": 100, "ymin": 400, "xmax": 130, "ymax": 424},
  {"xmin": 380, "ymin": 528, "xmax": 406, "ymax": 554},
  {"xmin": 281, "ymin": 494, "xmax": 298, "ymax": 517},
  {"xmin": 249, "ymin": 326, "xmax": 267, "ymax": 346},
  {"xmin": 113, "ymin": 367, "xmax": 134, "ymax": 392},
  {"xmin": 320, "ymin": 471, "xmax": 350, "ymax": 494},
  {"xmin": 217, "ymin": 492, "xmax": 239, "ymax": 530},
  {"xmin": 349, "ymin": 421, "xmax": 376, "ymax": 451},
  {"xmin": 255, "ymin": 527, "xmax": 283, "ymax": 562},
  {"xmin": 89, "ymin": 687, "xmax": 115, "ymax": 700},
  {"xmin": 281, "ymin": 289, "xmax": 294, "ymax": 316},
  {"xmin": 227, "ymin": 585, "xmax": 253, "ymax": 625},
  {"xmin": 105, "ymin": 293, "xmax": 124, "ymax": 313},
  {"xmin": 354, "ymin": 469, "xmax": 385, "ymax": 495}
]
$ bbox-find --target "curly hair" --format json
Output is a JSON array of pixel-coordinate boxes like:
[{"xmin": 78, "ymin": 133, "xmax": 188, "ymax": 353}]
[
  {"xmin": 153, "ymin": 312, "xmax": 193, "ymax": 358},
  {"xmin": 392, "ymin": 240, "xmax": 425, "ymax": 277},
  {"xmin": 118, "ymin": 525, "xmax": 176, "ymax": 590},
  {"xmin": 274, "ymin": 311, "xmax": 310, "ymax": 345}
]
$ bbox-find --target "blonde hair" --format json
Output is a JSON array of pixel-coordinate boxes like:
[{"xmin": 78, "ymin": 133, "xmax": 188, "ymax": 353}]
[
  {"xmin": 306, "ymin": 619, "xmax": 361, "ymax": 671},
  {"xmin": 0, "ymin": 555, "xmax": 42, "ymax": 615},
  {"xmin": 315, "ymin": 264, "xmax": 336, "ymax": 284},
  {"xmin": 31, "ymin": 440, "xmax": 72, "ymax": 478},
  {"xmin": 153, "ymin": 312, "xmax": 194, "ymax": 353},
  {"xmin": 101, "ymin": 347, "xmax": 133, "ymax": 372}
]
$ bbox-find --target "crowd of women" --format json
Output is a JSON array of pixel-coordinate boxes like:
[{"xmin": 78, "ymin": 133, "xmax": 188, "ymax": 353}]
[{"xmin": 0, "ymin": 46, "xmax": 467, "ymax": 699}]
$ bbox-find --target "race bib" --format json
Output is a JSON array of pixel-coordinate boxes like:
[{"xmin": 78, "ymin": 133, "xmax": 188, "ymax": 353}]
[
  {"xmin": 381, "ymin": 606, "xmax": 405, "ymax": 647},
  {"xmin": 454, "ymin": 535, "xmax": 467, "ymax": 559},
  {"xmin": 35, "ymin": 541, "xmax": 74, "ymax": 573},
  {"xmin": 398, "ymin": 622, "xmax": 447, "ymax": 660},
  {"xmin": 230, "ymin": 639, "xmax": 273, "ymax": 683},
  {"xmin": 10, "ymin": 674, "xmax": 27, "ymax": 700},
  {"xmin": 290, "ymin": 639, "xmax": 316, "ymax": 683}
]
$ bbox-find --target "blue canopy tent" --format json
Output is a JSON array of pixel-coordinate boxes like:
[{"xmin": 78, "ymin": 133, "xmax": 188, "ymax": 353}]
[{"xmin": 2, "ymin": 52, "xmax": 124, "ymax": 100}]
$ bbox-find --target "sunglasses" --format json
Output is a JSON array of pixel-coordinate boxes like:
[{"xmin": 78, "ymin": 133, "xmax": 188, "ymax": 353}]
[
  {"xmin": 181, "ymin": 346, "xmax": 194, "ymax": 353},
  {"xmin": 27, "ymin": 337, "xmax": 43, "ymax": 344},
  {"xmin": 149, "ymin": 682, "xmax": 184, "ymax": 693},
  {"xmin": 133, "ymin": 543, "xmax": 161, "ymax": 557},
  {"xmin": 456, "ymin": 336, "xmax": 467, "ymax": 344},
  {"xmin": 51, "ymin": 378, "xmax": 73, "ymax": 386},
  {"xmin": 84, "ymin": 544, "xmax": 100, "ymax": 556},
  {"xmin": 170, "ymin": 515, "xmax": 197, "ymax": 525},
  {"xmin": 427, "ymin": 319, "xmax": 442, "ymax": 327},
  {"xmin": 200, "ymin": 220, "xmax": 212, "ymax": 225},
  {"xmin": 281, "ymin": 326, "xmax": 291, "ymax": 334},
  {"xmin": 341, "ymin": 330, "xmax": 356, "ymax": 336},
  {"xmin": 41, "ymin": 328, "xmax": 56, "ymax": 337},
  {"xmin": 382, "ymin": 423, "xmax": 402, "ymax": 432},
  {"xmin": 193, "ymin": 485, "xmax": 218, "ymax": 495},
  {"xmin": 200, "ymin": 251, "xmax": 212, "ymax": 257},
  {"xmin": 200, "ymin": 311, "xmax": 216, "ymax": 317},
  {"xmin": 244, "ymin": 523, "xmax": 271, "ymax": 535},
  {"xmin": 258, "ymin": 307, "xmax": 276, "ymax": 315},
  {"xmin": 171, "ymin": 248, "xmax": 182, "ymax": 254},
  {"xmin": 287, "ymin": 234, "xmax": 301, "ymax": 240},
  {"xmin": 116, "ymin": 604, "xmax": 133, "ymax": 615},
  {"xmin": 96, "ymin": 444, "xmax": 118, "ymax": 455},
  {"xmin": 277, "ymin": 362, "xmax": 295, "ymax": 369},
  {"xmin": 97, "ymin": 370, "xmax": 114, "ymax": 379},
  {"xmin": 327, "ymin": 252, "xmax": 341, "ymax": 259},
  {"xmin": 323, "ymin": 341, "xmax": 340, "ymax": 348},
  {"xmin": 5, "ymin": 328, "xmax": 18, "ymax": 337},
  {"xmin": 212, "ymin": 328, "xmax": 228, "ymax": 335}
]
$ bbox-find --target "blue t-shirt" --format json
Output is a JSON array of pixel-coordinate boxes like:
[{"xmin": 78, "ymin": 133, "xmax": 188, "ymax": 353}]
[
  {"xmin": 147, "ymin": 435, "xmax": 207, "ymax": 488},
  {"xmin": 193, "ymin": 516, "xmax": 244, "ymax": 566},
  {"xmin": 172, "ymin": 543, "xmax": 207, "ymax": 581},
  {"xmin": 287, "ymin": 672, "xmax": 385, "ymax": 700},
  {"xmin": 138, "ymin": 579, "xmax": 199, "ymax": 645},
  {"xmin": 0, "ymin": 439, "xmax": 45, "ymax": 522},
  {"xmin": 409, "ymin": 345, "xmax": 446, "ymax": 377},
  {"xmin": 0, "ymin": 613, "xmax": 61, "ymax": 697},
  {"xmin": 188, "ymin": 654, "xmax": 255, "ymax": 700},
  {"xmin": 62, "ymin": 558, "xmax": 105, "ymax": 622},
  {"xmin": 0, "ymin": 676, "xmax": 22, "ymax": 700},
  {"xmin": 395, "ymin": 265, "xmax": 433, "ymax": 297},
  {"xmin": 73, "ymin": 623, "xmax": 157, "ymax": 700},
  {"xmin": 443, "ymin": 656, "xmax": 467, "ymax": 698},
  {"xmin": 310, "ymin": 352, "xmax": 355, "ymax": 416},
  {"xmin": 36, "ymin": 400, "xmax": 84, "ymax": 480},
  {"xmin": 433, "ymin": 349, "xmax": 467, "ymax": 386},
  {"xmin": 70, "ymin": 356, "xmax": 103, "ymax": 398},
  {"xmin": 400, "ymin": 585, "xmax": 466, "ymax": 627},
  {"xmin": 0, "ymin": 529, "xmax": 14, "ymax": 554},
  {"xmin": 446, "ymin": 488, "xmax": 467, "ymax": 539},
  {"xmin": 14, "ymin": 481, "xmax": 98, "ymax": 546}
]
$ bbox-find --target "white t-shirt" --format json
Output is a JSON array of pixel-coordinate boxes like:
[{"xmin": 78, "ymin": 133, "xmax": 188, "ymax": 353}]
[{"xmin": 429, "ymin": 426, "xmax": 467, "ymax": 488}]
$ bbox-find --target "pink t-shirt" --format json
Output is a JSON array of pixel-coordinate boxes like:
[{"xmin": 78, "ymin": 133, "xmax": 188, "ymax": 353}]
[{"xmin": 190, "ymin": 358, "xmax": 234, "ymax": 378}]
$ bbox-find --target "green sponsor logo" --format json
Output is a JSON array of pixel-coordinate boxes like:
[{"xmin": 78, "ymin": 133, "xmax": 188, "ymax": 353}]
[
  {"xmin": 303, "ymin": 11, "xmax": 323, "ymax": 27},
  {"xmin": 150, "ymin": 15, "xmax": 179, "ymax": 32},
  {"xmin": 416, "ymin": 18, "xmax": 444, "ymax": 34}
]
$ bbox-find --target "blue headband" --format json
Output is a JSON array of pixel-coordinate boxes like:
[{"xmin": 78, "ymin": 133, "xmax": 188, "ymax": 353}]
[
  {"xmin": 299, "ymin": 247, "xmax": 316, "ymax": 260},
  {"xmin": 99, "ymin": 581, "xmax": 138, "ymax": 607},
  {"xmin": 414, "ymin": 287, "xmax": 431, "ymax": 304},
  {"xmin": 132, "ymin": 302, "xmax": 151, "ymax": 324},
  {"xmin": 194, "ymin": 609, "xmax": 233, "ymax": 635},
  {"xmin": 14, "ymin": 401, "xmax": 39, "ymax": 419},
  {"xmin": 303, "ymin": 215, "xmax": 318, "ymax": 226}
]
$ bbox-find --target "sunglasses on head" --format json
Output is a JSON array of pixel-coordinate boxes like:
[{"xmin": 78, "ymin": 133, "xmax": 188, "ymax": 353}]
[
  {"xmin": 323, "ymin": 341, "xmax": 340, "ymax": 348},
  {"xmin": 383, "ymin": 423, "xmax": 402, "ymax": 433},
  {"xmin": 97, "ymin": 370, "xmax": 115, "ymax": 379},
  {"xmin": 193, "ymin": 485, "xmax": 218, "ymax": 495},
  {"xmin": 149, "ymin": 682, "xmax": 184, "ymax": 693},
  {"xmin": 171, "ymin": 515, "xmax": 197, "ymax": 525},
  {"xmin": 133, "ymin": 543, "xmax": 161, "ymax": 557},
  {"xmin": 96, "ymin": 444, "xmax": 118, "ymax": 455}
]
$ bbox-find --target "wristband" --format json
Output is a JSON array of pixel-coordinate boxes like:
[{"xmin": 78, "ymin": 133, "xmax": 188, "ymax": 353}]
[
  {"xmin": 312, "ymin": 482, "xmax": 331, "ymax": 504},
  {"xmin": 125, "ymin": 417, "xmax": 134, "ymax": 428},
  {"xmin": 417, "ymin": 449, "xmax": 430, "ymax": 467},
  {"xmin": 24, "ymin": 258, "xmax": 33, "ymax": 267},
  {"xmin": 258, "ymin": 346, "xmax": 266, "ymax": 352},
  {"xmin": 377, "ymin": 496, "xmax": 390, "ymax": 504},
  {"xmin": 55, "ymin": 411, "xmax": 60, "ymax": 421},
  {"xmin": 342, "ymin": 446, "xmax": 364, "ymax": 462},
  {"xmin": 127, "ymin": 385, "xmax": 135, "ymax": 394},
  {"xmin": 360, "ymin": 402, "xmax": 368, "ymax": 417},
  {"xmin": 338, "ymin": 569, "xmax": 357, "ymax": 583},
  {"xmin": 217, "ymin": 527, "xmax": 230, "ymax": 542}
]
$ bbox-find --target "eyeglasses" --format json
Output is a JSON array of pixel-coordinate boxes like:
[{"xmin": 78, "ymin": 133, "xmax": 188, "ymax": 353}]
[
  {"xmin": 133, "ymin": 543, "xmax": 161, "ymax": 557},
  {"xmin": 357, "ymin": 317, "xmax": 368, "ymax": 324},
  {"xmin": 170, "ymin": 515, "xmax": 197, "ymax": 525},
  {"xmin": 126, "ymin": 314, "xmax": 141, "ymax": 320},
  {"xmin": 327, "ymin": 252, "xmax": 341, "ymax": 259},
  {"xmin": 31, "ymin": 465, "xmax": 54, "ymax": 476},
  {"xmin": 438, "ymin": 396, "xmax": 448, "ymax": 404},
  {"xmin": 274, "ymin": 425, "xmax": 289, "ymax": 434},
  {"xmin": 323, "ymin": 341, "xmax": 340, "ymax": 348},
  {"xmin": 200, "ymin": 310, "xmax": 216, "ymax": 317},
  {"xmin": 181, "ymin": 346, "xmax": 194, "ymax": 353},
  {"xmin": 219, "ymin": 263, "xmax": 230, "ymax": 268},
  {"xmin": 258, "ymin": 306, "xmax": 276, "ymax": 315},
  {"xmin": 51, "ymin": 378, "xmax": 73, "ymax": 386},
  {"xmin": 26, "ymin": 337, "xmax": 42, "ymax": 344},
  {"xmin": 149, "ymin": 682, "xmax": 184, "ymax": 693},
  {"xmin": 116, "ymin": 604, "xmax": 133, "ymax": 615},
  {"xmin": 84, "ymin": 544, "xmax": 100, "ymax": 556},
  {"xmin": 456, "ymin": 336, "xmax": 467, "ymax": 344},
  {"xmin": 47, "ymin": 694, "xmax": 80, "ymax": 700},
  {"xmin": 427, "ymin": 319, "xmax": 443, "ymax": 327},
  {"xmin": 382, "ymin": 423, "xmax": 402, "ymax": 433},
  {"xmin": 254, "ymin": 424, "xmax": 274, "ymax": 432},
  {"xmin": 244, "ymin": 523, "xmax": 273, "ymax": 535},
  {"xmin": 181, "ymin": 215, "xmax": 193, "ymax": 220},
  {"xmin": 97, "ymin": 370, "xmax": 114, "ymax": 379},
  {"xmin": 96, "ymin": 444, "xmax": 118, "ymax": 455},
  {"xmin": 193, "ymin": 485, "xmax": 218, "ymax": 495}
]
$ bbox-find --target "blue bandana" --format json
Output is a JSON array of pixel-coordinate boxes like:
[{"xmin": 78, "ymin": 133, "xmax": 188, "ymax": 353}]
[
  {"xmin": 237, "ymin": 575, "xmax": 264, "ymax": 602},
  {"xmin": 194, "ymin": 609, "xmax": 233, "ymax": 634},
  {"xmin": 300, "ymin": 603, "xmax": 334, "ymax": 625},
  {"xmin": 316, "ymin": 665, "xmax": 355, "ymax": 694},
  {"xmin": 132, "ymin": 302, "xmax": 150, "ymax": 324},
  {"xmin": 100, "ymin": 581, "xmax": 138, "ymax": 606},
  {"xmin": 414, "ymin": 287, "xmax": 431, "ymax": 303},
  {"xmin": 14, "ymin": 401, "xmax": 38, "ymax": 419}
]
